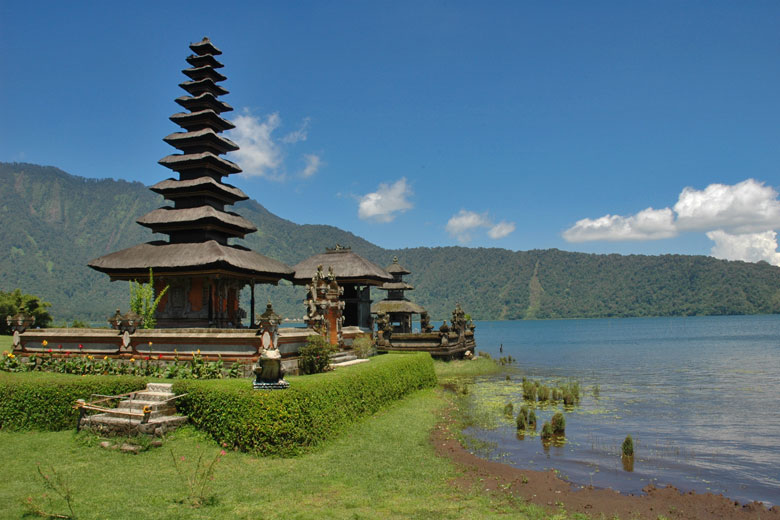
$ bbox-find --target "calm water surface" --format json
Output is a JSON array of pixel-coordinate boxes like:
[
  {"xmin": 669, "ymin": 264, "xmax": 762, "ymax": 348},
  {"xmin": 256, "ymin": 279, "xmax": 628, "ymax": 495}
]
[{"xmin": 461, "ymin": 315, "xmax": 780, "ymax": 506}]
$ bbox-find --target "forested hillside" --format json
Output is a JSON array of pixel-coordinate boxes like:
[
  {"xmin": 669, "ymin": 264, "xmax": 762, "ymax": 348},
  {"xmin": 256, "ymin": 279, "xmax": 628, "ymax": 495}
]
[{"xmin": 2, "ymin": 162, "xmax": 780, "ymax": 323}]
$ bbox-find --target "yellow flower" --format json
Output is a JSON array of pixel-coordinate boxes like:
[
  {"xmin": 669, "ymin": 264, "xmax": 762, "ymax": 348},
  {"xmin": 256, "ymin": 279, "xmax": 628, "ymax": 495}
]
[
  {"xmin": 130, "ymin": 358, "xmax": 135, "ymax": 363},
  {"xmin": 148, "ymin": 341, "xmax": 153, "ymax": 347},
  {"xmin": 196, "ymin": 349, "xmax": 201, "ymax": 355},
  {"xmin": 87, "ymin": 355, "xmax": 94, "ymax": 360},
  {"xmin": 42, "ymin": 340, "xmax": 48, "ymax": 347},
  {"xmin": 8, "ymin": 353, "xmax": 15, "ymax": 359},
  {"xmin": 103, "ymin": 356, "xmax": 108, "ymax": 360}
]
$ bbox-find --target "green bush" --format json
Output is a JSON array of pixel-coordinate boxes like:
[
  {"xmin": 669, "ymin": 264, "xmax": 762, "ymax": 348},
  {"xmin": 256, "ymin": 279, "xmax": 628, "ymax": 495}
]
[
  {"xmin": 537, "ymin": 385, "xmax": 550, "ymax": 402},
  {"xmin": 527, "ymin": 409, "xmax": 537, "ymax": 430},
  {"xmin": 551, "ymin": 411, "xmax": 566, "ymax": 434},
  {"xmin": 540, "ymin": 421, "xmax": 553, "ymax": 440},
  {"xmin": 0, "ymin": 372, "xmax": 146, "ymax": 431},
  {"xmin": 502, "ymin": 402, "xmax": 514, "ymax": 417},
  {"xmin": 298, "ymin": 335, "xmax": 336, "ymax": 375},
  {"xmin": 174, "ymin": 352, "xmax": 437, "ymax": 456},
  {"xmin": 622, "ymin": 435, "xmax": 634, "ymax": 457},
  {"xmin": 351, "ymin": 334, "xmax": 375, "ymax": 359}
]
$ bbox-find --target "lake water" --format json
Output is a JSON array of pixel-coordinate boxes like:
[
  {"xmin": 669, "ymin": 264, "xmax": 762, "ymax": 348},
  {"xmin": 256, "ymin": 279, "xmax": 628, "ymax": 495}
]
[{"xmin": 460, "ymin": 315, "xmax": 780, "ymax": 506}]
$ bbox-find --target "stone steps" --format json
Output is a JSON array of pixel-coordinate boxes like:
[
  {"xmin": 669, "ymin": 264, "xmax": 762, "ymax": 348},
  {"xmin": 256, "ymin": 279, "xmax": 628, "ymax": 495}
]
[{"xmin": 79, "ymin": 382, "xmax": 187, "ymax": 437}]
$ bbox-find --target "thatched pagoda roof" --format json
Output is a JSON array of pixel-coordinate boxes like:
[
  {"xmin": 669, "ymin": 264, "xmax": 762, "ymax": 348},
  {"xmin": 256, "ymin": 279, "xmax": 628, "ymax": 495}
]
[
  {"xmin": 386, "ymin": 257, "xmax": 411, "ymax": 275},
  {"xmin": 182, "ymin": 65, "xmax": 227, "ymax": 83},
  {"xmin": 137, "ymin": 206, "xmax": 256, "ymax": 236},
  {"xmin": 158, "ymin": 151, "xmax": 241, "ymax": 176},
  {"xmin": 186, "ymin": 53, "xmax": 223, "ymax": 69},
  {"xmin": 371, "ymin": 300, "xmax": 426, "ymax": 315},
  {"xmin": 150, "ymin": 177, "xmax": 248, "ymax": 203},
  {"xmin": 89, "ymin": 241, "xmax": 293, "ymax": 282},
  {"xmin": 163, "ymin": 128, "xmax": 239, "ymax": 154},
  {"xmin": 292, "ymin": 247, "xmax": 392, "ymax": 286},
  {"xmin": 169, "ymin": 110, "xmax": 235, "ymax": 132},
  {"xmin": 179, "ymin": 78, "xmax": 229, "ymax": 97},
  {"xmin": 190, "ymin": 37, "xmax": 222, "ymax": 56},
  {"xmin": 175, "ymin": 93, "xmax": 233, "ymax": 114},
  {"xmin": 378, "ymin": 281, "xmax": 414, "ymax": 291}
]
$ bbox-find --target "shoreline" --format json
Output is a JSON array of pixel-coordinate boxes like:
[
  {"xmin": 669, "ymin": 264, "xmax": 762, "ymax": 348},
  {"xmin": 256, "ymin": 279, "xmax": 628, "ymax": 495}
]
[{"xmin": 431, "ymin": 406, "xmax": 779, "ymax": 520}]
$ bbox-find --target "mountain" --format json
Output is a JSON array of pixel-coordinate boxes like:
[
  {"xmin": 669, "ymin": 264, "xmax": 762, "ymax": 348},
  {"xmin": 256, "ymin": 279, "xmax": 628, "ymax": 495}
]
[{"xmin": 2, "ymin": 161, "xmax": 780, "ymax": 323}]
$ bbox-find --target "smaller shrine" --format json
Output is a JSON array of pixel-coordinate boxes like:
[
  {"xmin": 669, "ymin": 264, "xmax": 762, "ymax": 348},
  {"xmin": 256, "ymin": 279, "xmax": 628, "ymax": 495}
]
[
  {"xmin": 292, "ymin": 246, "xmax": 391, "ymax": 331},
  {"xmin": 371, "ymin": 257, "xmax": 428, "ymax": 333}
]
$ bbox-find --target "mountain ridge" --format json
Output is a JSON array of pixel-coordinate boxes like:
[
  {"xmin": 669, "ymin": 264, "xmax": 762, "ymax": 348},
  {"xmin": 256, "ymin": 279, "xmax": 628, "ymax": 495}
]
[{"xmin": 2, "ymin": 161, "xmax": 779, "ymax": 323}]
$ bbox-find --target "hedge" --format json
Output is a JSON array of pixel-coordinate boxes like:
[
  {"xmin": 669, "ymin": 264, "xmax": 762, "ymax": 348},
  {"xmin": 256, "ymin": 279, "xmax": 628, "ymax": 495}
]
[
  {"xmin": 0, "ymin": 372, "xmax": 147, "ymax": 431},
  {"xmin": 173, "ymin": 352, "xmax": 437, "ymax": 456}
]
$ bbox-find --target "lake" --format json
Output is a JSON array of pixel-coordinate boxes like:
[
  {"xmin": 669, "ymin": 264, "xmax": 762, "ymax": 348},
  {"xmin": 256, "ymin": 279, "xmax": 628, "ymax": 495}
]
[{"xmin": 459, "ymin": 315, "xmax": 780, "ymax": 506}]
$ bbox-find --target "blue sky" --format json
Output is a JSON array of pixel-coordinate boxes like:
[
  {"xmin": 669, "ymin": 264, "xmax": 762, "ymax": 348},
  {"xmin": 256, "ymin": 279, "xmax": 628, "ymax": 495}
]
[{"xmin": 2, "ymin": 1, "xmax": 779, "ymax": 264}]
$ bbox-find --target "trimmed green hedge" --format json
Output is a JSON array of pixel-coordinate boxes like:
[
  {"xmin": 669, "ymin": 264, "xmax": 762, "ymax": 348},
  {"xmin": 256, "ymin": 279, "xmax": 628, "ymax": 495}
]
[
  {"xmin": 173, "ymin": 352, "xmax": 437, "ymax": 456},
  {"xmin": 0, "ymin": 372, "xmax": 147, "ymax": 431}
]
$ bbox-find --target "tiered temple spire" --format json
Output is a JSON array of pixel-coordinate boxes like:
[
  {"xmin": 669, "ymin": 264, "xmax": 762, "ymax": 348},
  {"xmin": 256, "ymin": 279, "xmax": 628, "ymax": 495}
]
[
  {"xmin": 90, "ymin": 37, "xmax": 293, "ymax": 328},
  {"xmin": 371, "ymin": 257, "xmax": 426, "ymax": 333}
]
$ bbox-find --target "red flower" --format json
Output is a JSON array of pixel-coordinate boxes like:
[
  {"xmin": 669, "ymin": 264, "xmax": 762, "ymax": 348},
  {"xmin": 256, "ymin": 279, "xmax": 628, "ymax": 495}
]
[
  {"xmin": 157, "ymin": 354, "xmax": 162, "ymax": 359},
  {"xmin": 144, "ymin": 356, "xmax": 150, "ymax": 361},
  {"xmin": 47, "ymin": 348, "xmax": 52, "ymax": 353},
  {"xmin": 78, "ymin": 344, "xmax": 84, "ymax": 349}
]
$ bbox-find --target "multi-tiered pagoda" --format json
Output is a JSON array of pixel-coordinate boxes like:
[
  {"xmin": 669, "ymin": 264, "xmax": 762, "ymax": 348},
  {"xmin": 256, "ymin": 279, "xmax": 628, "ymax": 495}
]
[
  {"xmin": 90, "ymin": 37, "xmax": 293, "ymax": 328},
  {"xmin": 371, "ymin": 257, "xmax": 426, "ymax": 333}
]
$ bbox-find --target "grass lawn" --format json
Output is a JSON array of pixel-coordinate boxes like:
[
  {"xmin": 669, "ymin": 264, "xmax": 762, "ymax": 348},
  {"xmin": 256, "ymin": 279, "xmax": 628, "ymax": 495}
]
[
  {"xmin": 0, "ymin": 386, "xmax": 560, "ymax": 520},
  {"xmin": 0, "ymin": 335, "xmax": 11, "ymax": 354}
]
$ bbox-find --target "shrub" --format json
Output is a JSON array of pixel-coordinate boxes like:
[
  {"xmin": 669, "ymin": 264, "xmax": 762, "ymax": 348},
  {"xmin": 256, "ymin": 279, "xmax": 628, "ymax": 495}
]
[
  {"xmin": 174, "ymin": 352, "xmax": 437, "ymax": 456},
  {"xmin": 522, "ymin": 380, "xmax": 536, "ymax": 401},
  {"xmin": 503, "ymin": 402, "xmax": 514, "ymax": 417},
  {"xmin": 551, "ymin": 412, "xmax": 565, "ymax": 434},
  {"xmin": 540, "ymin": 421, "xmax": 553, "ymax": 440},
  {"xmin": 527, "ymin": 409, "xmax": 537, "ymax": 430},
  {"xmin": 0, "ymin": 372, "xmax": 146, "ymax": 430},
  {"xmin": 516, "ymin": 411, "xmax": 527, "ymax": 430},
  {"xmin": 537, "ymin": 385, "xmax": 550, "ymax": 402},
  {"xmin": 562, "ymin": 391, "xmax": 575, "ymax": 406},
  {"xmin": 298, "ymin": 335, "xmax": 336, "ymax": 375},
  {"xmin": 622, "ymin": 435, "xmax": 634, "ymax": 457},
  {"xmin": 351, "ymin": 334, "xmax": 375, "ymax": 359}
]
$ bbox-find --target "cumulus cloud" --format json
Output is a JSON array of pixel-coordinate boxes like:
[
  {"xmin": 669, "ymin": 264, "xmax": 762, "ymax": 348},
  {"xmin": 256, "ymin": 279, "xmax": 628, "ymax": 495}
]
[
  {"xmin": 446, "ymin": 210, "xmax": 515, "ymax": 243},
  {"xmin": 562, "ymin": 207, "xmax": 677, "ymax": 242},
  {"xmin": 488, "ymin": 221, "xmax": 516, "ymax": 239},
  {"xmin": 562, "ymin": 179, "xmax": 780, "ymax": 266},
  {"xmin": 706, "ymin": 230, "xmax": 780, "ymax": 265},
  {"xmin": 358, "ymin": 178, "xmax": 413, "ymax": 222},
  {"xmin": 674, "ymin": 179, "xmax": 780, "ymax": 233},
  {"xmin": 228, "ymin": 110, "xmax": 319, "ymax": 180}
]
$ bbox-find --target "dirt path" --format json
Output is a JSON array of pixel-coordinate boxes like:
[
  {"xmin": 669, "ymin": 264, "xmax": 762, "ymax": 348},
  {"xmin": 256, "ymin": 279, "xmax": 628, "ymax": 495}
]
[{"xmin": 431, "ymin": 412, "xmax": 779, "ymax": 519}]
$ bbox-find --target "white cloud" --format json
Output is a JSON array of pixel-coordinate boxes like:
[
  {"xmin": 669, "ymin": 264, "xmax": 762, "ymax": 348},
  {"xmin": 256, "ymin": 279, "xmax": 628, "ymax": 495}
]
[
  {"xmin": 706, "ymin": 230, "xmax": 780, "ymax": 266},
  {"xmin": 562, "ymin": 207, "xmax": 677, "ymax": 242},
  {"xmin": 229, "ymin": 111, "xmax": 283, "ymax": 179},
  {"xmin": 358, "ymin": 178, "xmax": 413, "ymax": 222},
  {"xmin": 674, "ymin": 179, "xmax": 780, "ymax": 234},
  {"xmin": 488, "ymin": 221, "xmax": 516, "ymax": 239},
  {"xmin": 228, "ymin": 110, "xmax": 318, "ymax": 180},
  {"xmin": 562, "ymin": 178, "xmax": 780, "ymax": 265},
  {"xmin": 445, "ymin": 210, "xmax": 516, "ymax": 243},
  {"xmin": 300, "ymin": 154, "xmax": 321, "ymax": 178}
]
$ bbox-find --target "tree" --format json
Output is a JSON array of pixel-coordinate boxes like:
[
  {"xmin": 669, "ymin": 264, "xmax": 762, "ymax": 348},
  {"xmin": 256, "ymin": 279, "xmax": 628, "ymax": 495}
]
[
  {"xmin": 129, "ymin": 269, "xmax": 168, "ymax": 329},
  {"xmin": 0, "ymin": 289, "xmax": 52, "ymax": 335}
]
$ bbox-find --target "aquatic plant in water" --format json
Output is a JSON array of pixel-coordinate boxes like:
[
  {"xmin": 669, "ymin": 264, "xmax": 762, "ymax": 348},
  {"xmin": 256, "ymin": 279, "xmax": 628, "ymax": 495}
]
[
  {"xmin": 527, "ymin": 409, "xmax": 537, "ymax": 430},
  {"xmin": 540, "ymin": 421, "xmax": 553, "ymax": 440},
  {"xmin": 622, "ymin": 435, "xmax": 634, "ymax": 457},
  {"xmin": 551, "ymin": 412, "xmax": 566, "ymax": 434},
  {"xmin": 503, "ymin": 402, "xmax": 514, "ymax": 417}
]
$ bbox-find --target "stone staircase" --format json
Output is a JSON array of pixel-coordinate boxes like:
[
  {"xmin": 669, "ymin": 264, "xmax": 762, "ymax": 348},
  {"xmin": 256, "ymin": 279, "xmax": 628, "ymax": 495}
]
[
  {"xmin": 79, "ymin": 383, "xmax": 188, "ymax": 437},
  {"xmin": 330, "ymin": 349, "xmax": 370, "ymax": 368}
]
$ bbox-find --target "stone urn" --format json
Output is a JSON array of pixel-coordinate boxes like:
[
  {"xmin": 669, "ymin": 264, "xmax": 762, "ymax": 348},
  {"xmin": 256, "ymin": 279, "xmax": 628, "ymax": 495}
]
[{"xmin": 253, "ymin": 346, "xmax": 289, "ymax": 390}]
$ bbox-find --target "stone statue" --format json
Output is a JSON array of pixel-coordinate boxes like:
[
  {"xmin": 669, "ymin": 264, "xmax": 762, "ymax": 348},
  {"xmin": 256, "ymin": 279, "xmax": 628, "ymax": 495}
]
[{"xmin": 253, "ymin": 344, "xmax": 289, "ymax": 390}]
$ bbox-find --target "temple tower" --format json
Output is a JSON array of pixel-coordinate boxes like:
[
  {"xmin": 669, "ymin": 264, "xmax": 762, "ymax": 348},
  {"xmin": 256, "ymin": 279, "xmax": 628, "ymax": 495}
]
[
  {"xmin": 90, "ymin": 38, "xmax": 293, "ymax": 328},
  {"xmin": 371, "ymin": 257, "xmax": 426, "ymax": 333}
]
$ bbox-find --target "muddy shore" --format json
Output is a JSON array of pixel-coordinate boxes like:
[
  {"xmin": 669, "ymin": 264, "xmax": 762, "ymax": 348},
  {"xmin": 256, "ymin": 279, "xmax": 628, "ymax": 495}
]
[{"xmin": 431, "ymin": 414, "xmax": 779, "ymax": 519}]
